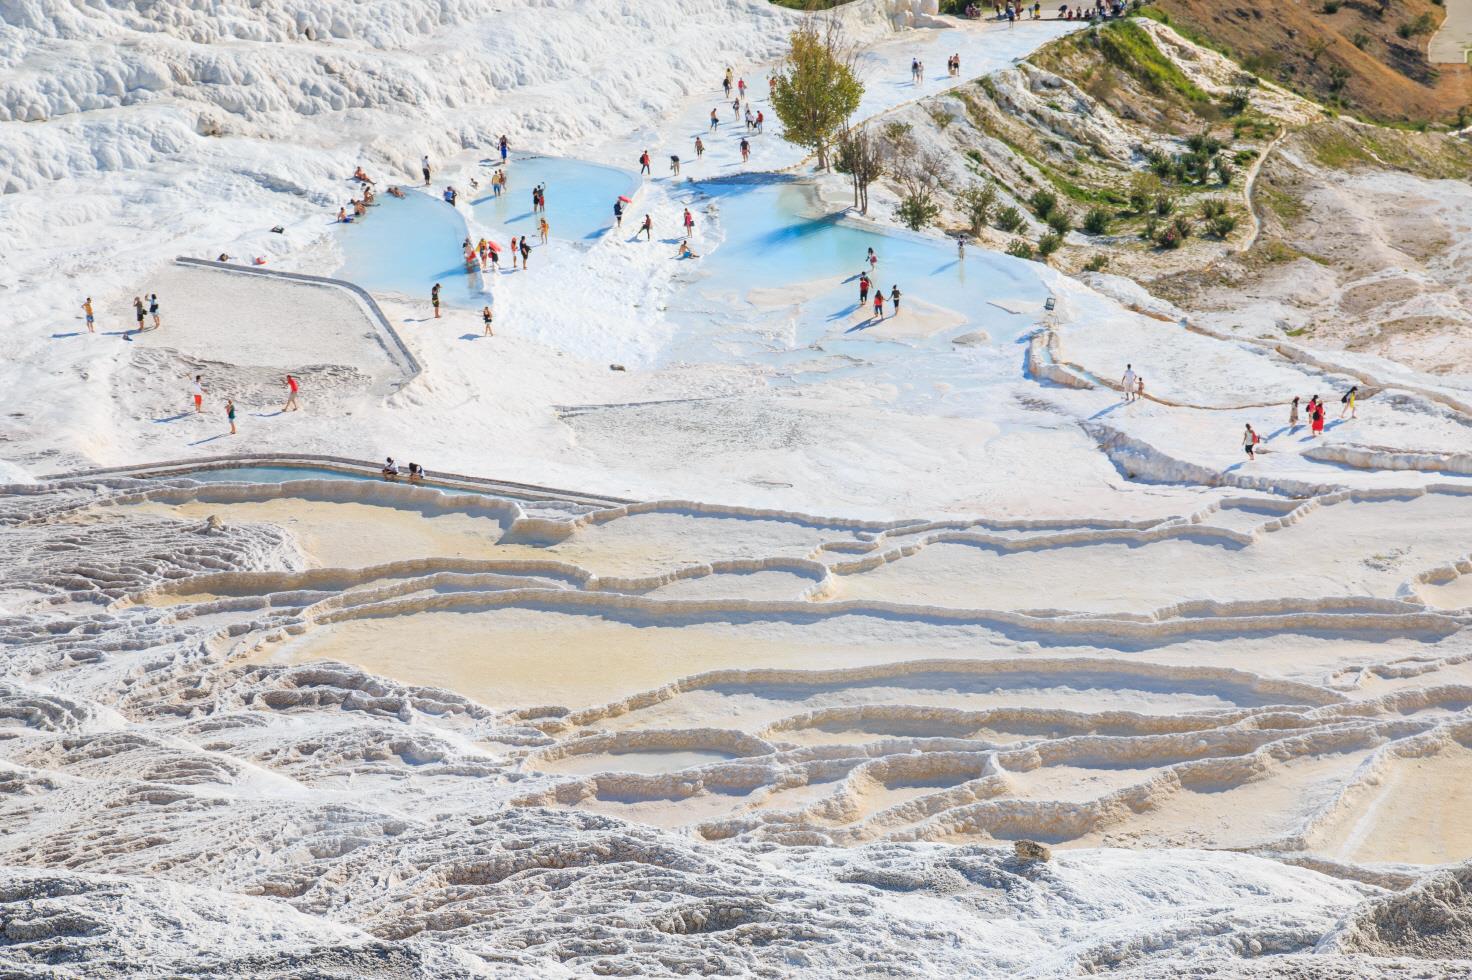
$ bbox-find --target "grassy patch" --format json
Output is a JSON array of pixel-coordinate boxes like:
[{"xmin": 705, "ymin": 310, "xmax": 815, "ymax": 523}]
[
  {"xmin": 1095, "ymin": 20, "xmax": 1213, "ymax": 109},
  {"xmin": 1257, "ymin": 184, "xmax": 1306, "ymax": 223}
]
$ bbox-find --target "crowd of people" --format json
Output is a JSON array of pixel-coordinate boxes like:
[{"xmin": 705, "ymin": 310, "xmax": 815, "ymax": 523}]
[{"xmin": 961, "ymin": 0, "xmax": 1129, "ymax": 19}]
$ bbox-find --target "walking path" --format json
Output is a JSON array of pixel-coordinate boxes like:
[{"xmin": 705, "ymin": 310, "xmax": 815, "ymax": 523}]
[{"xmin": 1429, "ymin": 0, "xmax": 1472, "ymax": 64}]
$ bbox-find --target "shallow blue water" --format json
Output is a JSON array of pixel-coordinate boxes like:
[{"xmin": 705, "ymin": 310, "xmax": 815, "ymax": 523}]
[
  {"xmin": 174, "ymin": 465, "xmax": 496, "ymax": 496},
  {"xmin": 334, "ymin": 160, "xmax": 1049, "ymax": 338},
  {"xmin": 469, "ymin": 155, "xmax": 638, "ymax": 243},
  {"xmin": 333, "ymin": 190, "xmax": 485, "ymax": 308},
  {"xmin": 692, "ymin": 179, "xmax": 1048, "ymax": 342}
]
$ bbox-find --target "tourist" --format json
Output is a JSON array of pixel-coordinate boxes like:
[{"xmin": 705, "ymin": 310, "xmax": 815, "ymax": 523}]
[
  {"xmin": 911, "ymin": 58, "xmax": 921, "ymax": 85},
  {"xmin": 353, "ymin": 166, "xmax": 374, "ymax": 185},
  {"xmin": 745, "ymin": 107, "xmax": 754, "ymax": 131},
  {"xmin": 614, "ymin": 199, "xmax": 624, "ymax": 228},
  {"xmin": 677, "ymin": 239, "xmax": 699, "ymax": 259},
  {"xmin": 1340, "ymin": 385, "xmax": 1358, "ymax": 419},
  {"xmin": 670, "ymin": 154, "xmax": 681, "ymax": 176},
  {"xmin": 82, "ymin": 297, "xmax": 94, "ymax": 333},
  {"xmin": 387, "ymin": 185, "xmax": 405, "ymax": 198},
  {"xmin": 489, "ymin": 244, "xmax": 500, "ymax": 274},
  {"xmin": 511, "ymin": 235, "xmax": 519, "ymax": 269},
  {"xmin": 723, "ymin": 73, "xmax": 732, "ymax": 99},
  {"xmin": 499, "ymin": 135, "xmax": 509, "ymax": 163},
  {"xmin": 539, "ymin": 216, "xmax": 549, "ymax": 244},
  {"xmin": 226, "ymin": 398, "xmax": 236, "ymax": 435},
  {"xmin": 283, "ymin": 374, "xmax": 300, "ymax": 412},
  {"xmin": 422, "ymin": 154, "xmax": 431, "ymax": 186},
  {"xmin": 640, "ymin": 149, "xmax": 651, "ymax": 175},
  {"xmin": 431, "ymin": 282, "xmax": 441, "ymax": 318},
  {"xmin": 1243, "ymin": 423, "xmax": 1258, "ymax": 460},
  {"xmin": 695, "ymin": 135, "xmax": 705, "ymax": 158},
  {"xmin": 1288, "ymin": 396, "xmax": 1300, "ymax": 431},
  {"xmin": 957, "ymin": 236, "xmax": 966, "ymax": 259},
  {"xmin": 710, "ymin": 108, "xmax": 720, "ymax": 132},
  {"xmin": 382, "ymin": 457, "xmax": 400, "ymax": 480},
  {"xmin": 683, "ymin": 208, "xmax": 694, "ymax": 235},
  {"xmin": 755, "ymin": 110, "xmax": 763, "ymax": 133},
  {"xmin": 1136, "ymin": 375, "xmax": 1145, "ymax": 400},
  {"xmin": 408, "ymin": 462, "xmax": 425, "ymax": 482},
  {"xmin": 640, "ymin": 214, "xmax": 653, "ymax": 241},
  {"xmin": 740, "ymin": 138, "xmax": 750, "ymax": 162},
  {"xmin": 133, "ymin": 296, "xmax": 146, "ymax": 333},
  {"xmin": 732, "ymin": 97, "xmax": 741, "ymax": 121},
  {"xmin": 873, "ymin": 289, "xmax": 885, "ymax": 319},
  {"xmin": 149, "ymin": 293, "xmax": 160, "ymax": 329},
  {"xmin": 890, "ymin": 285, "xmax": 902, "ymax": 315},
  {"xmin": 520, "ymin": 236, "xmax": 531, "ymax": 268},
  {"xmin": 337, "ymin": 206, "xmax": 348, "ymax": 223},
  {"xmin": 867, "ymin": 247, "xmax": 878, "ymax": 270},
  {"xmin": 1121, "ymin": 363, "xmax": 1138, "ymax": 402},
  {"xmin": 738, "ymin": 77, "xmax": 747, "ymax": 100},
  {"xmin": 191, "ymin": 375, "xmax": 206, "ymax": 413},
  {"xmin": 482, "ymin": 305, "xmax": 494, "ymax": 336},
  {"xmin": 1311, "ymin": 397, "xmax": 1325, "ymax": 437},
  {"xmin": 859, "ymin": 273, "xmax": 870, "ymax": 305}
]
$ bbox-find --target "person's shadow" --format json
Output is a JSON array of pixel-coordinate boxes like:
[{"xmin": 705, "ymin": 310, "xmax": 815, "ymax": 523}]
[
  {"xmin": 51, "ymin": 332, "xmax": 84, "ymax": 339},
  {"xmin": 189, "ymin": 434, "xmax": 228, "ymax": 446},
  {"xmin": 152, "ymin": 412, "xmax": 190, "ymax": 424},
  {"xmin": 459, "ymin": 333, "xmax": 482, "ymax": 341}
]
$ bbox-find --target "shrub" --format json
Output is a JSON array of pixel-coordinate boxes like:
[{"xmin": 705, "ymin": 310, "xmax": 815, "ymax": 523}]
[
  {"xmin": 1154, "ymin": 195, "xmax": 1175, "ymax": 217},
  {"xmin": 1046, "ymin": 210, "xmax": 1071, "ymax": 234},
  {"xmin": 1171, "ymin": 215, "xmax": 1194, "ymax": 239},
  {"xmin": 1209, "ymin": 214, "xmax": 1238, "ymax": 238},
  {"xmin": 1030, "ymin": 189, "xmax": 1058, "ymax": 218},
  {"xmin": 1199, "ymin": 198, "xmax": 1227, "ymax": 220},
  {"xmin": 1215, "ymin": 158, "xmax": 1235, "ymax": 185},
  {"xmin": 1140, "ymin": 216, "xmax": 1159, "ymax": 240},
  {"xmin": 1083, "ymin": 254, "xmax": 1109, "ymax": 272},
  {"xmin": 1351, "ymin": 32, "xmax": 1371, "ymax": 49},
  {"xmin": 1037, "ymin": 232, "xmax": 1063, "ymax": 258},
  {"xmin": 1322, "ymin": 0, "xmax": 1339, "ymax": 12},
  {"xmin": 1083, "ymin": 207, "xmax": 1111, "ymax": 234},
  {"xmin": 957, "ymin": 183, "xmax": 997, "ymax": 235},
  {"xmin": 894, "ymin": 194, "xmax": 941, "ymax": 231},
  {"xmin": 1005, "ymin": 238, "xmax": 1034, "ymax": 259},
  {"xmin": 995, "ymin": 205, "xmax": 1025, "ymax": 232},
  {"xmin": 1222, "ymin": 88, "xmax": 1251, "ymax": 115}
]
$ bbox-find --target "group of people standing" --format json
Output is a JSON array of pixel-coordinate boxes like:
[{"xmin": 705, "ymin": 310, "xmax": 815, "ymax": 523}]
[
  {"xmin": 184, "ymin": 373, "xmax": 299, "ymax": 438},
  {"xmin": 857, "ymin": 251, "xmax": 903, "ymax": 320}
]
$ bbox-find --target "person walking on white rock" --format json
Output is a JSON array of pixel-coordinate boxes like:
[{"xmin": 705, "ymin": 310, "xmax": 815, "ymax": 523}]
[
  {"xmin": 890, "ymin": 284, "xmax": 902, "ymax": 315},
  {"xmin": 640, "ymin": 214, "xmax": 653, "ymax": 241},
  {"xmin": 710, "ymin": 108, "xmax": 720, "ymax": 132},
  {"xmin": 1242, "ymin": 423, "xmax": 1259, "ymax": 460},
  {"xmin": 133, "ymin": 296, "xmax": 146, "ymax": 333},
  {"xmin": 431, "ymin": 283, "xmax": 441, "ymax": 318},
  {"xmin": 283, "ymin": 374, "xmax": 300, "ymax": 412},
  {"xmin": 866, "ymin": 247, "xmax": 878, "ymax": 271},
  {"xmin": 1340, "ymin": 385, "xmax": 1358, "ymax": 419},
  {"xmin": 1288, "ymin": 396, "xmax": 1300, "ymax": 431},
  {"xmin": 482, "ymin": 305, "xmax": 494, "ymax": 336},
  {"xmin": 639, "ymin": 150, "xmax": 651, "ymax": 175},
  {"xmin": 82, "ymin": 297, "xmax": 95, "ymax": 333},
  {"xmin": 1121, "ymin": 364, "xmax": 1138, "ymax": 402},
  {"xmin": 148, "ymin": 293, "xmax": 160, "ymax": 329},
  {"xmin": 226, "ymin": 398, "xmax": 236, "ymax": 436},
  {"xmin": 190, "ymin": 375, "xmax": 207, "ymax": 414},
  {"xmin": 499, "ymin": 135, "xmax": 509, "ymax": 164},
  {"xmin": 694, "ymin": 135, "xmax": 705, "ymax": 158},
  {"xmin": 683, "ymin": 208, "xmax": 694, "ymax": 236},
  {"xmin": 422, "ymin": 154, "xmax": 431, "ymax": 187}
]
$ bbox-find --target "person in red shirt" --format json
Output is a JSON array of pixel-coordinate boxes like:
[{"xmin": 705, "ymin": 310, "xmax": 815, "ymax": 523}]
[
  {"xmin": 872, "ymin": 290, "xmax": 885, "ymax": 319},
  {"xmin": 283, "ymin": 374, "xmax": 299, "ymax": 412},
  {"xmin": 639, "ymin": 150, "xmax": 651, "ymax": 175}
]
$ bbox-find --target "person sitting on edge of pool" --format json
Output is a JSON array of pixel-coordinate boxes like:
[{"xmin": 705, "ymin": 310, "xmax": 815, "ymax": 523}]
[
  {"xmin": 408, "ymin": 462, "xmax": 425, "ymax": 483},
  {"xmin": 382, "ymin": 457, "xmax": 400, "ymax": 480}
]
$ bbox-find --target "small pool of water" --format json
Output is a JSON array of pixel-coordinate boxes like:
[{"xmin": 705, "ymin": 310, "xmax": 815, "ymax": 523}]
[
  {"xmin": 538, "ymin": 749, "xmax": 738, "ymax": 776},
  {"xmin": 689, "ymin": 179, "xmax": 1048, "ymax": 344},
  {"xmin": 163, "ymin": 465, "xmax": 500, "ymax": 497},
  {"xmin": 334, "ymin": 190, "xmax": 486, "ymax": 308},
  {"xmin": 470, "ymin": 155, "xmax": 638, "ymax": 243}
]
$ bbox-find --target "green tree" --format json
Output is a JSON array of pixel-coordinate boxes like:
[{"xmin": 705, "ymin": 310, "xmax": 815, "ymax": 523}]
[
  {"xmin": 771, "ymin": 16, "xmax": 864, "ymax": 171},
  {"xmin": 957, "ymin": 182, "xmax": 997, "ymax": 235}
]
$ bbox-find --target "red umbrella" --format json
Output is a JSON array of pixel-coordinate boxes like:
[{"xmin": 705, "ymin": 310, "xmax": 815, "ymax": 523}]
[
  {"xmin": 486, "ymin": 241, "xmax": 502, "ymax": 253},
  {"xmin": 617, "ymin": 195, "xmax": 633, "ymax": 203}
]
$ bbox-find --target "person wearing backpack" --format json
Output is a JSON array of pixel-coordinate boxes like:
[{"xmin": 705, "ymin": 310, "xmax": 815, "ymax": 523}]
[
  {"xmin": 1243, "ymin": 423, "xmax": 1259, "ymax": 460},
  {"xmin": 1340, "ymin": 385, "xmax": 1358, "ymax": 419}
]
